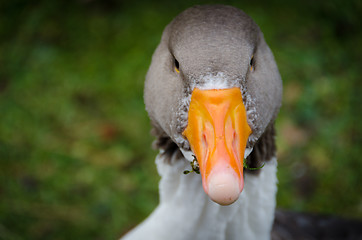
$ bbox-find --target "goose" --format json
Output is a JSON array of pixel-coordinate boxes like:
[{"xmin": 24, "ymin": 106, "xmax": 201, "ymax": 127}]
[
  {"xmin": 119, "ymin": 5, "xmax": 362, "ymax": 239},
  {"xmin": 121, "ymin": 5, "xmax": 281, "ymax": 240},
  {"xmin": 120, "ymin": 4, "xmax": 362, "ymax": 240}
]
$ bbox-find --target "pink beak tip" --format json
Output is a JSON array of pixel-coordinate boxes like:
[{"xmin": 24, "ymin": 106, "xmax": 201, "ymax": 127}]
[{"xmin": 206, "ymin": 171, "xmax": 243, "ymax": 206}]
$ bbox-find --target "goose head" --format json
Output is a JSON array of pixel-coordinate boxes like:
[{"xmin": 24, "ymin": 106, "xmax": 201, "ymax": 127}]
[{"xmin": 144, "ymin": 5, "xmax": 282, "ymax": 205}]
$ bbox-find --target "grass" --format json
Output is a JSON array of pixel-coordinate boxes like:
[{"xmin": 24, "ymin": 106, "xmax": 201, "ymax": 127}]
[{"xmin": 0, "ymin": 0, "xmax": 361, "ymax": 239}]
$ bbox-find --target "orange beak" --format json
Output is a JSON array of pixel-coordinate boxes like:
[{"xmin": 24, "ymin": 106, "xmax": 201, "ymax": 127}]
[{"xmin": 182, "ymin": 87, "xmax": 252, "ymax": 205}]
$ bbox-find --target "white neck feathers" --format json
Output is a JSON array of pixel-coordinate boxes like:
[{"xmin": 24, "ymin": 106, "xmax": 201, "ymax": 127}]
[{"xmin": 121, "ymin": 151, "xmax": 278, "ymax": 240}]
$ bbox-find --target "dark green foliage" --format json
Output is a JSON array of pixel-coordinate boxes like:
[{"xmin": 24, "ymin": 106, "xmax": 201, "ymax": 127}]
[
  {"xmin": 183, "ymin": 156, "xmax": 200, "ymax": 175},
  {"xmin": 0, "ymin": 0, "xmax": 361, "ymax": 239},
  {"xmin": 244, "ymin": 161, "xmax": 265, "ymax": 171}
]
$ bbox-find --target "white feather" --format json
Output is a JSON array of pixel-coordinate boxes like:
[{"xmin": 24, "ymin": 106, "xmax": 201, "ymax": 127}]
[{"xmin": 121, "ymin": 152, "xmax": 277, "ymax": 240}]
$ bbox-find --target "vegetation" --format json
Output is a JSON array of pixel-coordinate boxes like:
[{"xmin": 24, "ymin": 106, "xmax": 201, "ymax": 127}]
[{"xmin": 0, "ymin": 0, "xmax": 360, "ymax": 239}]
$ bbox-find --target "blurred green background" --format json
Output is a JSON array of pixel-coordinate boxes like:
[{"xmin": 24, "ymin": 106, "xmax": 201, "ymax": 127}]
[{"xmin": 0, "ymin": 0, "xmax": 361, "ymax": 239}]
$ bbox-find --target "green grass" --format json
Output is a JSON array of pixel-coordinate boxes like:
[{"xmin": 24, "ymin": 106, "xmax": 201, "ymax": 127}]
[{"xmin": 0, "ymin": 0, "xmax": 361, "ymax": 239}]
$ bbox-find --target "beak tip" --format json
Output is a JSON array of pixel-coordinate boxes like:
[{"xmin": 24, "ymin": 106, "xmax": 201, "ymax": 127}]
[{"xmin": 206, "ymin": 171, "xmax": 243, "ymax": 206}]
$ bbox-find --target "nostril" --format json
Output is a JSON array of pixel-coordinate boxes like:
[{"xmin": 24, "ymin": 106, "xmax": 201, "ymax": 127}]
[
  {"xmin": 201, "ymin": 133, "xmax": 210, "ymax": 166},
  {"xmin": 202, "ymin": 132, "xmax": 207, "ymax": 153},
  {"xmin": 232, "ymin": 131, "xmax": 240, "ymax": 161},
  {"xmin": 202, "ymin": 133, "xmax": 207, "ymax": 146}
]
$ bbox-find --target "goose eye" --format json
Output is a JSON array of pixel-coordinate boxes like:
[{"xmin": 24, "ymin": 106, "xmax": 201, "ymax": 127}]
[
  {"xmin": 250, "ymin": 55, "xmax": 255, "ymax": 71},
  {"xmin": 174, "ymin": 58, "xmax": 180, "ymax": 73}
]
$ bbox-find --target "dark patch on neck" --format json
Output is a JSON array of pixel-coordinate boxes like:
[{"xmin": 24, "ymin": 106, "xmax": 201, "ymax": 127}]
[
  {"xmin": 244, "ymin": 123, "xmax": 276, "ymax": 175},
  {"xmin": 151, "ymin": 128, "xmax": 182, "ymax": 163}
]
